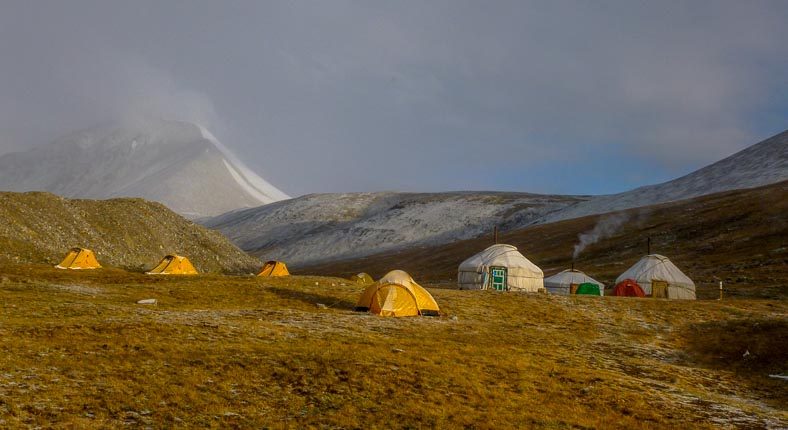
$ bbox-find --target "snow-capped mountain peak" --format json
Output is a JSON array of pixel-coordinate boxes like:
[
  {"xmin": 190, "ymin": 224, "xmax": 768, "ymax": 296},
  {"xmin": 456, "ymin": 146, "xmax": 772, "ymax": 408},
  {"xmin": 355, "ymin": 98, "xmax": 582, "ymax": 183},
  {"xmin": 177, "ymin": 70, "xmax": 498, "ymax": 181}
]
[{"xmin": 0, "ymin": 119, "xmax": 289, "ymax": 218}]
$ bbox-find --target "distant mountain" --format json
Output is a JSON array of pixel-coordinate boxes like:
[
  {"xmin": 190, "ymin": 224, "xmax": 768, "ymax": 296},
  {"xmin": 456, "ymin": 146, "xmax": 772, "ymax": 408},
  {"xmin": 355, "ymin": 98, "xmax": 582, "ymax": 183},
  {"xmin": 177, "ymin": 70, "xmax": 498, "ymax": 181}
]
[
  {"xmin": 206, "ymin": 129, "xmax": 787, "ymax": 267},
  {"xmin": 0, "ymin": 191, "xmax": 260, "ymax": 273},
  {"xmin": 0, "ymin": 119, "xmax": 288, "ymax": 218},
  {"xmin": 542, "ymin": 130, "xmax": 788, "ymax": 222},
  {"xmin": 205, "ymin": 191, "xmax": 586, "ymax": 266}
]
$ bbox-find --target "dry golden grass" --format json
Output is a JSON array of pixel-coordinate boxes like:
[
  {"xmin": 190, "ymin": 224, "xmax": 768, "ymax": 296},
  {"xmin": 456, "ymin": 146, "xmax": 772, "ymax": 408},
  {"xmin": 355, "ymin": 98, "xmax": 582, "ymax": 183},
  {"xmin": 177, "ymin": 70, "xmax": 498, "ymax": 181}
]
[{"xmin": 0, "ymin": 264, "xmax": 785, "ymax": 428}]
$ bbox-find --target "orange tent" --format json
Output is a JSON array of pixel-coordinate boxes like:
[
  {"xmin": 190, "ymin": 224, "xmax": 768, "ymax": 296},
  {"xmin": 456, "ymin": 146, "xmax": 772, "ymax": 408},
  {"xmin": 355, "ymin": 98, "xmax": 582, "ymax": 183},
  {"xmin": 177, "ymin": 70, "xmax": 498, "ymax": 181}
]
[
  {"xmin": 612, "ymin": 278, "xmax": 646, "ymax": 297},
  {"xmin": 55, "ymin": 247, "xmax": 101, "ymax": 270},
  {"xmin": 355, "ymin": 270, "xmax": 440, "ymax": 317},
  {"xmin": 146, "ymin": 255, "xmax": 198, "ymax": 275},
  {"xmin": 257, "ymin": 260, "xmax": 289, "ymax": 276}
]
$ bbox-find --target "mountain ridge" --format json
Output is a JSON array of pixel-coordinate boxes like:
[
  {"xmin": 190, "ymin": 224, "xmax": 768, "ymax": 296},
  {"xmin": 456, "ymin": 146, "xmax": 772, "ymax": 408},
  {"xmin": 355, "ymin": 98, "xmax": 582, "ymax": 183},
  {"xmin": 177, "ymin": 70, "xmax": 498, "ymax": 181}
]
[
  {"xmin": 206, "ymin": 129, "xmax": 788, "ymax": 266},
  {"xmin": 541, "ymin": 129, "xmax": 788, "ymax": 222},
  {"xmin": 205, "ymin": 191, "xmax": 587, "ymax": 266}
]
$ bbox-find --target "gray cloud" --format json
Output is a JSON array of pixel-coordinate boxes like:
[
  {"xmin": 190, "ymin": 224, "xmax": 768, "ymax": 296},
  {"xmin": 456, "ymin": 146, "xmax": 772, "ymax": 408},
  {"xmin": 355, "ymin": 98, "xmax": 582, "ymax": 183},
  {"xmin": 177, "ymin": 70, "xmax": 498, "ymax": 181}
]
[{"xmin": 1, "ymin": 0, "xmax": 786, "ymax": 196}]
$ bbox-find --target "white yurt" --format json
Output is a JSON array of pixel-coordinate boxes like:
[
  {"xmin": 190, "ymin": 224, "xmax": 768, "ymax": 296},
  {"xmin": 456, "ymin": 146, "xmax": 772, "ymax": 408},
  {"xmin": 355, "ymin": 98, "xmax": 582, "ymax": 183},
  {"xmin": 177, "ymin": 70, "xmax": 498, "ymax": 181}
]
[
  {"xmin": 457, "ymin": 244, "xmax": 543, "ymax": 292},
  {"xmin": 616, "ymin": 254, "xmax": 696, "ymax": 300},
  {"xmin": 543, "ymin": 269, "xmax": 605, "ymax": 296}
]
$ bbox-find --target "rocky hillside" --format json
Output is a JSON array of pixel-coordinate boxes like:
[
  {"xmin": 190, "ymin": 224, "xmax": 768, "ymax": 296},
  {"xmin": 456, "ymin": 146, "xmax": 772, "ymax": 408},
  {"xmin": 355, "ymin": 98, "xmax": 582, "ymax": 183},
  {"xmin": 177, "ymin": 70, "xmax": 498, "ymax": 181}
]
[
  {"xmin": 0, "ymin": 192, "xmax": 261, "ymax": 273},
  {"xmin": 0, "ymin": 119, "xmax": 288, "ymax": 218},
  {"xmin": 205, "ymin": 191, "xmax": 586, "ymax": 266},
  {"xmin": 207, "ymin": 129, "xmax": 787, "ymax": 267}
]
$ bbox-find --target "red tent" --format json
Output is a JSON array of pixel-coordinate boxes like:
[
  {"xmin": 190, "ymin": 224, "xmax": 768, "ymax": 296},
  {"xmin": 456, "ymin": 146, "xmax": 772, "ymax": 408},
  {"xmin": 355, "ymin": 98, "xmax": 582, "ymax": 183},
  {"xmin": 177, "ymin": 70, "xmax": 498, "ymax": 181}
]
[{"xmin": 613, "ymin": 278, "xmax": 646, "ymax": 297}]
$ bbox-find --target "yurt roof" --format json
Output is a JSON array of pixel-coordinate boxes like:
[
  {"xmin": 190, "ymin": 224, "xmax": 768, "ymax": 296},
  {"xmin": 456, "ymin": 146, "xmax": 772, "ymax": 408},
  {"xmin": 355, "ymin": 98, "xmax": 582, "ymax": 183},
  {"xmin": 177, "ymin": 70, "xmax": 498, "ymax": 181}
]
[
  {"xmin": 544, "ymin": 269, "xmax": 605, "ymax": 288},
  {"xmin": 616, "ymin": 254, "xmax": 694, "ymax": 288},
  {"xmin": 458, "ymin": 244, "xmax": 543, "ymax": 276}
]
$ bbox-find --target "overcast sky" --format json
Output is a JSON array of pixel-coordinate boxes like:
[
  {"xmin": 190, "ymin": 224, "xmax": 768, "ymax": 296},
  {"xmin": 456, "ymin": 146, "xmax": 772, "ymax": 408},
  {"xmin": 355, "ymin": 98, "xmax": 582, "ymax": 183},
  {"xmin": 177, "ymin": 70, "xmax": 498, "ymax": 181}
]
[{"xmin": 1, "ymin": 1, "xmax": 786, "ymax": 197}]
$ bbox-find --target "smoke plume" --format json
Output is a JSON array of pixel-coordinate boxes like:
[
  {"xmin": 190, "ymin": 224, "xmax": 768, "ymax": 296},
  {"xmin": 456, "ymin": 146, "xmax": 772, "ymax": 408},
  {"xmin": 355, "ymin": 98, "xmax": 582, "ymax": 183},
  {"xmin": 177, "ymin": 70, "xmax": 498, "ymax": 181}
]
[{"xmin": 573, "ymin": 213, "xmax": 629, "ymax": 259}]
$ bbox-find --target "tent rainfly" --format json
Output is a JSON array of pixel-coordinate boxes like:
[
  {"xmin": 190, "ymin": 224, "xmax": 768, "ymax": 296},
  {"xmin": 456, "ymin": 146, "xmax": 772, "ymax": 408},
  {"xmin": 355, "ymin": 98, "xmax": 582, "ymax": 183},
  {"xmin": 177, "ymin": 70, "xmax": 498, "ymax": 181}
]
[
  {"xmin": 616, "ymin": 254, "xmax": 696, "ymax": 299},
  {"xmin": 257, "ymin": 260, "xmax": 289, "ymax": 276},
  {"xmin": 146, "ymin": 255, "xmax": 198, "ymax": 275},
  {"xmin": 575, "ymin": 282, "xmax": 601, "ymax": 296},
  {"xmin": 56, "ymin": 247, "xmax": 101, "ymax": 270},
  {"xmin": 349, "ymin": 272, "xmax": 374, "ymax": 285},
  {"xmin": 612, "ymin": 278, "xmax": 646, "ymax": 297},
  {"xmin": 457, "ymin": 244, "xmax": 543, "ymax": 292},
  {"xmin": 355, "ymin": 270, "xmax": 440, "ymax": 317},
  {"xmin": 543, "ymin": 269, "xmax": 605, "ymax": 296}
]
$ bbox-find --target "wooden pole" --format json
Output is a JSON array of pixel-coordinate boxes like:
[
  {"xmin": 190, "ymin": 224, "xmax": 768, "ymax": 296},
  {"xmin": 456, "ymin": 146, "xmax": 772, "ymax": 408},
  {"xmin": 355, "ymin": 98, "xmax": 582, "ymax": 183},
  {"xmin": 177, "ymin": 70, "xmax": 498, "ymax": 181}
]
[
  {"xmin": 647, "ymin": 237, "xmax": 651, "ymax": 255},
  {"xmin": 494, "ymin": 226, "xmax": 498, "ymax": 244},
  {"xmin": 719, "ymin": 281, "xmax": 723, "ymax": 300}
]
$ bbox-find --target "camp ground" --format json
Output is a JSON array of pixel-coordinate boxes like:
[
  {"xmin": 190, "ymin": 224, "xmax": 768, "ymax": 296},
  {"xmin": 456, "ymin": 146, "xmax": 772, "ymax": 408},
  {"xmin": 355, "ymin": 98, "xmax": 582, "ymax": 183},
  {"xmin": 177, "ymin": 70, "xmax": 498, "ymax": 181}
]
[
  {"xmin": 457, "ymin": 244, "xmax": 543, "ymax": 292},
  {"xmin": 616, "ymin": 254, "xmax": 696, "ymax": 299},
  {"xmin": 146, "ymin": 254, "xmax": 199, "ymax": 275},
  {"xmin": 257, "ymin": 260, "xmax": 290, "ymax": 276},
  {"xmin": 355, "ymin": 270, "xmax": 441, "ymax": 317},
  {"xmin": 543, "ymin": 268, "xmax": 605, "ymax": 296},
  {"xmin": 5, "ymin": 211, "xmax": 783, "ymax": 429},
  {"xmin": 55, "ymin": 247, "xmax": 102, "ymax": 270}
]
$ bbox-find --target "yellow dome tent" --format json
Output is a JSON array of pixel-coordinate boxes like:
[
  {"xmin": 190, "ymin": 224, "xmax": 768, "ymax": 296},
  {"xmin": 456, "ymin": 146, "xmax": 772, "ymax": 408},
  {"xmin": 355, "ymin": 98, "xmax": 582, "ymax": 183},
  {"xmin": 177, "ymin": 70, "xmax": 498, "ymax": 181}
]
[
  {"xmin": 257, "ymin": 260, "xmax": 290, "ymax": 276},
  {"xmin": 348, "ymin": 272, "xmax": 374, "ymax": 285},
  {"xmin": 355, "ymin": 270, "xmax": 441, "ymax": 317},
  {"xmin": 146, "ymin": 255, "xmax": 198, "ymax": 275},
  {"xmin": 55, "ymin": 247, "xmax": 102, "ymax": 270}
]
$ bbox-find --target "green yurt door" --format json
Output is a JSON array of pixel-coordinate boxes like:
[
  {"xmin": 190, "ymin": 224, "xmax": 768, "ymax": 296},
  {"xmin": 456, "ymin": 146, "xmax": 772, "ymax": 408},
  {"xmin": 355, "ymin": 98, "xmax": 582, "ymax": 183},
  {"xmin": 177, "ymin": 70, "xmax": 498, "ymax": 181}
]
[{"xmin": 490, "ymin": 267, "xmax": 507, "ymax": 291}]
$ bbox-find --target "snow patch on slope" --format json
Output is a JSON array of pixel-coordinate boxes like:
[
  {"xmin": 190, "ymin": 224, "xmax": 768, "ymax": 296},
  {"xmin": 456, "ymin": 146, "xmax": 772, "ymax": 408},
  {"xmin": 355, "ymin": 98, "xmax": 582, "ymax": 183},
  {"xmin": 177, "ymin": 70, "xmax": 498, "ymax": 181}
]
[
  {"xmin": 198, "ymin": 123, "xmax": 289, "ymax": 202},
  {"xmin": 207, "ymin": 191, "xmax": 585, "ymax": 266},
  {"xmin": 221, "ymin": 159, "xmax": 282, "ymax": 203}
]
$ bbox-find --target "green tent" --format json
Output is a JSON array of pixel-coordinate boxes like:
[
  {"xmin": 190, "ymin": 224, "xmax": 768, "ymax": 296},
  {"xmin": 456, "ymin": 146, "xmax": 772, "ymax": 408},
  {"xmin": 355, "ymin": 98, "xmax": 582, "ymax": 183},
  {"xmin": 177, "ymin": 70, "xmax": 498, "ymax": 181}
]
[{"xmin": 575, "ymin": 282, "xmax": 601, "ymax": 296}]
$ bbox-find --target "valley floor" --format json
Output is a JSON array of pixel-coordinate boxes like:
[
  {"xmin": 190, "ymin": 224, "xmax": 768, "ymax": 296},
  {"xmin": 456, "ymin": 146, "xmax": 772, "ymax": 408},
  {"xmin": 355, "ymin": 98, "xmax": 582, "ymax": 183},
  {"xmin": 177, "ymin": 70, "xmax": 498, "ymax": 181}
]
[{"xmin": 0, "ymin": 265, "xmax": 786, "ymax": 429}]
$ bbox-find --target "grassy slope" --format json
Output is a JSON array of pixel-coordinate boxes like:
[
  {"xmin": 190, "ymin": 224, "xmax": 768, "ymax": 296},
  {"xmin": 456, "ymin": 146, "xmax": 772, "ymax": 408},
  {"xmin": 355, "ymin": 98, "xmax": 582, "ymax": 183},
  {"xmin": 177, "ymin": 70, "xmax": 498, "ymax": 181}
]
[
  {"xmin": 0, "ymin": 192, "xmax": 260, "ymax": 274},
  {"xmin": 0, "ymin": 266, "xmax": 785, "ymax": 429},
  {"xmin": 300, "ymin": 181, "xmax": 788, "ymax": 300}
]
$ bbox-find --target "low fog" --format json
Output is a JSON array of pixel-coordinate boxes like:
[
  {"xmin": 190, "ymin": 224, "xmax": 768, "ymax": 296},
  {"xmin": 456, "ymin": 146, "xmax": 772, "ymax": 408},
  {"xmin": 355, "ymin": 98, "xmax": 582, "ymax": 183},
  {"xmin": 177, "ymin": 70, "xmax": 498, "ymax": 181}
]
[{"xmin": 1, "ymin": 1, "xmax": 786, "ymax": 197}]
